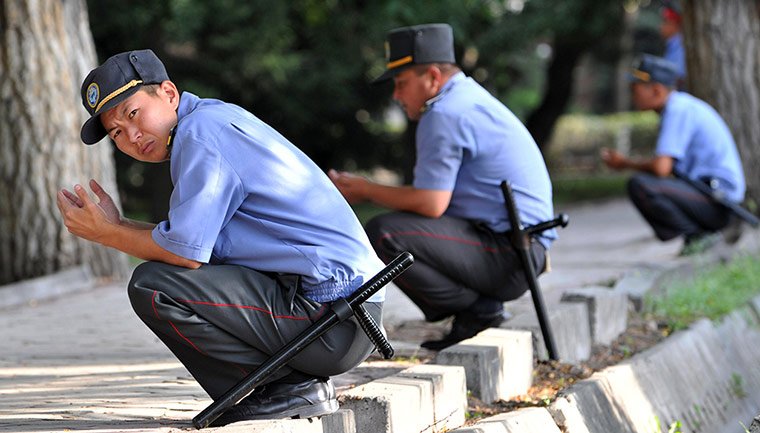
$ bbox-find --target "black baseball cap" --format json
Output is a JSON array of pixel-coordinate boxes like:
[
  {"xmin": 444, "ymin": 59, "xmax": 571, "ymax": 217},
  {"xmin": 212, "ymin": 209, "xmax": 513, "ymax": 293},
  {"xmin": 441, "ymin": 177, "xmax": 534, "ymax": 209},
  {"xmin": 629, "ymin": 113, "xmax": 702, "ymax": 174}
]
[
  {"xmin": 80, "ymin": 49, "xmax": 170, "ymax": 144},
  {"xmin": 628, "ymin": 54, "xmax": 679, "ymax": 87},
  {"xmin": 373, "ymin": 23, "xmax": 456, "ymax": 83}
]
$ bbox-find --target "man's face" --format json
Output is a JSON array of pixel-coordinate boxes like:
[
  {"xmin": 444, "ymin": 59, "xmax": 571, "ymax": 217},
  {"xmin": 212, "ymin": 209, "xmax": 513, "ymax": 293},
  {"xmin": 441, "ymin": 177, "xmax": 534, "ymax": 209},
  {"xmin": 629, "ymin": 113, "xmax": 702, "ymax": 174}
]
[
  {"xmin": 660, "ymin": 18, "xmax": 680, "ymax": 39},
  {"xmin": 392, "ymin": 67, "xmax": 438, "ymax": 121},
  {"xmin": 630, "ymin": 82, "xmax": 659, "ymax": 111},
  {"xmin": 100, "ymin": 82, "xmax": 179, "ymax": 162}
]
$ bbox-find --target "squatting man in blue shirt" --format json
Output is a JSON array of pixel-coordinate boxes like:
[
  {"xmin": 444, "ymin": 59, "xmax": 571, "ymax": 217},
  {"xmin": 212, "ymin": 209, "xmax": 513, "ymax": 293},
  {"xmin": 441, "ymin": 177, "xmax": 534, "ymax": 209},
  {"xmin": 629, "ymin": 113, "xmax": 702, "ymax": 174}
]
[
  {"xmin": 56, "ymin": 49, "xmax": 387, "ymax": 426},
  {"xmin": 329, "ymin": 24, "xmax": 557, "ymax": 351},
  {"xmin": 601, "ymin": 54, "xmax": 746, "ymax": 256}
]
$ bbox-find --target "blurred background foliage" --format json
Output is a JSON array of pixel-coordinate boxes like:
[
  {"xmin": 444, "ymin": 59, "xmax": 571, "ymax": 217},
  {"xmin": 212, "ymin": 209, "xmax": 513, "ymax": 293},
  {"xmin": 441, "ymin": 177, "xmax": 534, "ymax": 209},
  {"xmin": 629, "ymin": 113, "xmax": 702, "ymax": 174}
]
[{"xmin": 86, "ymin": 0, "xmax": 668, "ymax": 219}]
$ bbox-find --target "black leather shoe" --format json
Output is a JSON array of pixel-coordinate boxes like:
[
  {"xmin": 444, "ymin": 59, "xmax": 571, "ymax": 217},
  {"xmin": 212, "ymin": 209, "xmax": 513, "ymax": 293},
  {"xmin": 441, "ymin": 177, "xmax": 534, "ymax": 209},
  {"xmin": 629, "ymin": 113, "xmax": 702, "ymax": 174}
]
[
  {"xmin": 209, "ymin": 378, "xmax": 338, "ymax": 426},
  {"xmin": 421, "ymin": 311, "xmax": 506, "ymax": 351}
]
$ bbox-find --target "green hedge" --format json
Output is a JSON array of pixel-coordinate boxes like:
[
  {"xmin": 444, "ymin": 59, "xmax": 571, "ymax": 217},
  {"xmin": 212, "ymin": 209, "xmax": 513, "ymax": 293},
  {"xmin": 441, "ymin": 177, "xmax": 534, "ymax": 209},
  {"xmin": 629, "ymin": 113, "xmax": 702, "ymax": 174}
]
[{"xmin": 545, "ymin": 111, "xmax": 660, "ymax": 175}]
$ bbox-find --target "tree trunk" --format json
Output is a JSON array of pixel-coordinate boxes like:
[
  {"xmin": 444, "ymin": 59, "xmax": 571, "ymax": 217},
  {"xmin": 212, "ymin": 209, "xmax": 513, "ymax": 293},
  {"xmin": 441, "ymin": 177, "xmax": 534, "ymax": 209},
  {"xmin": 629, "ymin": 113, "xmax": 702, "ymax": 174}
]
[
  {"xmin": 526, "ymin": 42, "xmax": 585, "ymax": 150},
  {"xmin": 0, "ymin": 0, "xmax": 128, "ymax": 285},
  {"xmin": 681, "ymin": 1, "xmax": 760, "ymax": 212}
]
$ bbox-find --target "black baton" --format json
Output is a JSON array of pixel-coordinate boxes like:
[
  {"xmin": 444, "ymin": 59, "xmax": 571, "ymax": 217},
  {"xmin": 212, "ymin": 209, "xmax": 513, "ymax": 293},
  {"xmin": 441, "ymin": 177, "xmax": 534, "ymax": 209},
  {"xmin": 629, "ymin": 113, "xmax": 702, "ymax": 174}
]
[
  {"xmin": 672, "ymin": 169, "xmax": 758, "ymax": 227},
  {"xmin": 192, "ymin": 252, "xmax": 414, "ymax": 429},
  {"xmin": 501, "ymin": 181, "xmax": 567, "ymax": 361}
]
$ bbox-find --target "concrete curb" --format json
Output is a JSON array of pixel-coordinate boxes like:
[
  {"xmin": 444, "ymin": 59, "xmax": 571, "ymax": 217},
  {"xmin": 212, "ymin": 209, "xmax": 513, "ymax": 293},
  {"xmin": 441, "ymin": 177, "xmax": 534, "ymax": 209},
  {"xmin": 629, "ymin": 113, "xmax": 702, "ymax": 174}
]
[
  {"xmin": 435, "ymin": 328, "xmax": 533, "ymax": 402},
  {"xmin": 451, "ymin": 407, "xmax": 562, "ymax": 433},
  {"xmin": 216, "ymin": 418, "xmax": 324, "ymax": 432},
  {"xmin": 502, "ymin": 302, "xmax": 592, "ymax": 363},
  {"xmin": 561, "ymin": 286, "xmax": 629, "ymax": 346},
  {"xmin": 0, "ymin": 265, "xmax": 95, "ymax": 310},
  {"xmin": 339, "ymin": 364, "xmax": 466, "ymax": 433},
  {"xmin": 549, "ymin": 299, "xmax": 760, "ymax": 433}
]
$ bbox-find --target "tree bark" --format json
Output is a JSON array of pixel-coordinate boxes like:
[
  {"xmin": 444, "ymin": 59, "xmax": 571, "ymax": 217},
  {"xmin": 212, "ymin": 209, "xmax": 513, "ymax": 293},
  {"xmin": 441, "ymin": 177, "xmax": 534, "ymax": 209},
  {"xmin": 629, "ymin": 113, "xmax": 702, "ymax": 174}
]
[
  {"xmin": 682, "ymin": 0, "xmax": 760, "ymax": 212},
  {"xmin": 0, "ymin": 0, "xmax": 128, "ymax": 285}
]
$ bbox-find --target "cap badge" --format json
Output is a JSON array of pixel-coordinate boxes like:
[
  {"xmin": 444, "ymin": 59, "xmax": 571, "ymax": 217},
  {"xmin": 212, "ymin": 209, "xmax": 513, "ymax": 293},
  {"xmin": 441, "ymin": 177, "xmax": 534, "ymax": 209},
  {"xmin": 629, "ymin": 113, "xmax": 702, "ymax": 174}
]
[
  {"xmin": 384, "ymin": 41, "xmax": 390, "ymax": 62},
  {"xmin": 86, "ymin": 83, "xmax": 100, "ymax": 109}
]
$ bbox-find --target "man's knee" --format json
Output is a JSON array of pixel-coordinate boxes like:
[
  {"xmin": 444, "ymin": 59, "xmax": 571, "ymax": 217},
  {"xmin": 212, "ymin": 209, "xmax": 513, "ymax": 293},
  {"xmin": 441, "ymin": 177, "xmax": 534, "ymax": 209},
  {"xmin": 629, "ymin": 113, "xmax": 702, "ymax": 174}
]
[
  {"xmin": 365, "ymin": 213, "xmax": 397, "ymax": 252},
  {"xmin": 127, "ymin": 262, "xmax": 165, "ymax": 316},
  {"xmin": 627, "ymin": 174, "xmax": 647, "ymax": 197}
]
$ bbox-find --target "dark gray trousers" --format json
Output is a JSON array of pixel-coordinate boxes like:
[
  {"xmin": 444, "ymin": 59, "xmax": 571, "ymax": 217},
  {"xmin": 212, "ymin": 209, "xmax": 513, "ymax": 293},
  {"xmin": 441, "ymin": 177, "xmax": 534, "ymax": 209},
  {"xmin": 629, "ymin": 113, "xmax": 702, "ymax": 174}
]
[
  {"xmin": 127, "ymin": 262, "xmax": 381, "ymax": 399},
  {"xmin": 628, "ymin": 173, "xmax": 730, "ymax": 241},
  {"xmin": 365, "ymin": 212, "xmax": 546, "ymax": 322}
]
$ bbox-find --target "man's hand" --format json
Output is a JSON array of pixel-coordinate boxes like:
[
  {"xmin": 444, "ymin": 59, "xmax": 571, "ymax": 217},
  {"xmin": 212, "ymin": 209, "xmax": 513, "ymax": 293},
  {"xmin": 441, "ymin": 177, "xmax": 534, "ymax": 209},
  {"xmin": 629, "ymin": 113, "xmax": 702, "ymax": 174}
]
[
  {"xmin": 57, "ymin": 181, "xmax": 118, "ymax": 243},
  {"xmin": 600, "ymin": 147, "xmax": 628, "ymax": 170},
  {"xmin": 57, "ymin": 179, "xmax": 201, "ymax": 269},
  {"xmin": 60, "ymin": 179, "xmax": 122, "ymax": 224},
  {"xmin": 328, "ymin": 169, "xmax": 369, "ymax": 204}
]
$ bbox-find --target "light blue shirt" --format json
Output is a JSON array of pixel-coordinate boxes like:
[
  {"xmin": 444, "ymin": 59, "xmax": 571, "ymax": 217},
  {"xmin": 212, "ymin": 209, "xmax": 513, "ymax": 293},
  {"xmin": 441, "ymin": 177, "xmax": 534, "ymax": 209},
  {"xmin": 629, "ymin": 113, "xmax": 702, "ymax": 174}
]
[
  {"xmin": 152, "ymin": 92, "xmax": 386, "ymax": 302},
  {"xmin": 657, "ymin": 91, "xmax": 746, "ymax": 203},
  {"xmin": 664, "ymin": 33, "xmax": 686, "ymax": 81},
  {"xmin": 414, "ymin": 73, "xmax": 556, "ymax": 248}
]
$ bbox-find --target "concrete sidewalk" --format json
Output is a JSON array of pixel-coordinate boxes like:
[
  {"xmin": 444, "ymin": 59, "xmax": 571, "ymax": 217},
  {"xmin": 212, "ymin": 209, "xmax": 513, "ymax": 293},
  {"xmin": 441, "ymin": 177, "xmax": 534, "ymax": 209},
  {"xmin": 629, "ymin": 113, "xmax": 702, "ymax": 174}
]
[{"xmin": 0, "ymin": 198, "xmax": 755, "ymax": 432}]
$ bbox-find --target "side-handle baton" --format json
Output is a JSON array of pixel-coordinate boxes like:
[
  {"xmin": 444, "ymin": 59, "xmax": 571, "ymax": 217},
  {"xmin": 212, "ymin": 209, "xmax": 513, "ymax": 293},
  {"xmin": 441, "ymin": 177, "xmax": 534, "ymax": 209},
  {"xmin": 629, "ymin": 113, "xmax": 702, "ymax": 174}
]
[
  {"xmin": 501, "ymin": 181, "xmax": 568, "ymax": 361},
  {"xmin": 193, "ymin": 252, "xmax": 414, "ymax": 429},
  {"xmin": 672, "ymin": 169, "xmax": 758, "ymax": 227}
]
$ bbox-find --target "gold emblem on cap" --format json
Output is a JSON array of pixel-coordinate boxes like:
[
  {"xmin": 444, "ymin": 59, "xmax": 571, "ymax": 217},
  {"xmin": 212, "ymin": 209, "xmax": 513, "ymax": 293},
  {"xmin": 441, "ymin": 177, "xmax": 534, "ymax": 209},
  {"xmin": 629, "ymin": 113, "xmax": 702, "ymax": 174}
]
[{"xmin": 631, "ymin": 69, "xmax": 651, "ymax": 82}]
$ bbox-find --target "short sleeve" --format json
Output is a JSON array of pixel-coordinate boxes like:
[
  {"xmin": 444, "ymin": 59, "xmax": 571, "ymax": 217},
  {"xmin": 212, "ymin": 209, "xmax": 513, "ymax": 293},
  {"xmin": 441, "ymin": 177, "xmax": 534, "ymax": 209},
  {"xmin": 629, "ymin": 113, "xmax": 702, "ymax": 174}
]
[
  {"xmin": 413, "ymin": 111, "xmax": 464, "ymax": 191},
  {"xmin": 656, "ymin": 97, "xmax": 693, "ymax": 160},
  {"xmin": 153, "ymin": 139, "xmax": 245, "ymax": 262}
]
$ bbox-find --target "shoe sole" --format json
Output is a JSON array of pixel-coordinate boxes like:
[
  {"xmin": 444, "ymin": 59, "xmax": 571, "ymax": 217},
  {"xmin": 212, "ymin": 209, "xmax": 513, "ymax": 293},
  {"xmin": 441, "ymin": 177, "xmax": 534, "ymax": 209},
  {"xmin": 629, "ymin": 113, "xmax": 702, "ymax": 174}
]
[{"xmin": 247, "ymin": 398, "xmax": 339, "ymax": 421}]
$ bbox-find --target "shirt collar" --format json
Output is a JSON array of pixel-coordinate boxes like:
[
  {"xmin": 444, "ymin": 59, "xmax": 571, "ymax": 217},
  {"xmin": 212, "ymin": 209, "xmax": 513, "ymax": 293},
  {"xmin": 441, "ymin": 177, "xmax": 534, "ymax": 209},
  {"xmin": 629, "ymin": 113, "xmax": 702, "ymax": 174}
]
[
  {"xmin": 422, "ymin": 71, "xmax": 465, "ymax": 113},
  {"xmin": 177, "ymin": 91, "xmax": 200, "ymax": 121}
]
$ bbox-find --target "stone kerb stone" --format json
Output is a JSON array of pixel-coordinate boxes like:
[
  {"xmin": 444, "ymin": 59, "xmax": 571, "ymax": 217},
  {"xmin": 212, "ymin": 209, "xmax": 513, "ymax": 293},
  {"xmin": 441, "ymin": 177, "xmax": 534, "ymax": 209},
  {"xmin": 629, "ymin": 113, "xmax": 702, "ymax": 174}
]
[
  {"xmin": 501, "ymin": 302, "xmax": 591, "ymax": 363},
  {"xmin": 0, "ymin": 265, "xmax": 95, "ymax": 310},
  {"xmin": 750, "ymin": 416, "xmax": 760, "ymax": 433},
  {"xmin": 320, "ymin": 409, "xmax": 356, "ymax": 433},
  {"xmin": 217, "ymin": 418, "xmax": 324, "ymax": 432},
  {"xmin": 551, "ymin": 308, "xmax": 760, "ymax": 433},
  {"xmin": 434, "ymin": 328, "xmax": 532, "ymax": 403},
  {"xmin": 338, "ymin": 364, "xmax": 466, "ymax": 433},
  {"xmin": 450, "ymin": 407, "xmax": 562, "ymax": 433},
  {"xmin": 397, "ymin": 364, "xmax": 467, "ymax": 432},
  {"xmin": 561, "ymin": 286, "xmax": 629, "ymax": 346}
]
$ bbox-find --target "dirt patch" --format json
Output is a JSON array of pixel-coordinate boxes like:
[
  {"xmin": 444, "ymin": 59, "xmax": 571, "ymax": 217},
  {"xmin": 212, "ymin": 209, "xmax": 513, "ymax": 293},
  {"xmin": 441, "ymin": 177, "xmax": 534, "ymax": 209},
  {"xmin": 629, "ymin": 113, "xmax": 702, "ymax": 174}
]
[{"xmin": 382, "ymin": 310, "xmax": 671, "ymax": 424}]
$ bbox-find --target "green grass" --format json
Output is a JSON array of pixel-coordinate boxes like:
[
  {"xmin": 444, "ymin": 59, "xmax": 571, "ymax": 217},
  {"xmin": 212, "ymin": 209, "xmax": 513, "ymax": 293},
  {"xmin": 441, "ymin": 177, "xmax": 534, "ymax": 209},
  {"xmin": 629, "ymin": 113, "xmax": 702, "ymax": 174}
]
[
  {"xmin": 645, "ymin": 254, "xmax": 760, "ymax": 331},
  {"xmin": 551, "ymin": 174, "xmax": 629, "ymax": 205}
]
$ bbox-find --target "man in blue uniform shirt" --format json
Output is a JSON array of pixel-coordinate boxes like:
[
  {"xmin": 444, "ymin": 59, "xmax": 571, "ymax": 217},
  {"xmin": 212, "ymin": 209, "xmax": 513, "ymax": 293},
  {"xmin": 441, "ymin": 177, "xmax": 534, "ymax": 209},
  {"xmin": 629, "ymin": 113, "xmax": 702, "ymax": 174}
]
[
  {"xmin": 57, "ymin": 49, "xmax": 386, "ymax": 426},
  {"xmin": 660, "ymin": 1, "xmax": 686, "ymax": 89},
  {"xmin": 330, "ymin": 24, "xmax": 556, "ymax": 350},
  {"xmin": 601, "ymin": 54, "xmax": 746, "ymax": 255}
]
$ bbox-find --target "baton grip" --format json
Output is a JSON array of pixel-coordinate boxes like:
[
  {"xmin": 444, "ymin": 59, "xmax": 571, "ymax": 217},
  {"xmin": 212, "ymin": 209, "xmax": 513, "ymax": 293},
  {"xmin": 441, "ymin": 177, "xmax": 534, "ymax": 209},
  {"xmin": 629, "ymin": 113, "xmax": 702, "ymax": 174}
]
[{"xmin": 354, "ymin": 304, "xmax": 394, "ymax": 359}]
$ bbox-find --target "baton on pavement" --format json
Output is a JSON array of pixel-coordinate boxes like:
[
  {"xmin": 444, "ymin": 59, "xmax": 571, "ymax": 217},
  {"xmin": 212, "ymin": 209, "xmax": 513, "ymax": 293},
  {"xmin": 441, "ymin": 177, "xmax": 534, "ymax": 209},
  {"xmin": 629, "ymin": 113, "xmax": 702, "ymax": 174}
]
[
  {"xmin": 193, "ymin": 252, "xmax": 414, "ymax": 429},
  {"xmin": 672, "ymin": 169, "xmax": 759, "ymax": 227},
  {"xmin": 501, "ymin": 181, "xmax": 568, "ymax": 361}
]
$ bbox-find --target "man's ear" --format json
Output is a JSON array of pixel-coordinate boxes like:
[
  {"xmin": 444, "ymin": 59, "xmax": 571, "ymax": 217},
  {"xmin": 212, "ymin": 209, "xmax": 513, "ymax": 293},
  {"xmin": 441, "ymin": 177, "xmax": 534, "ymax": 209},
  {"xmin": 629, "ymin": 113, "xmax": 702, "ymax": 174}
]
[
  {"xmin": 159, "ymin": 80, "xmax": 180, "ymax": 108},
  {"xmin": 654, "ymin": 83, "xmax": 671, "ymax": 101},
  {"xmin": 427, "ymin": 65, "xmax": 443, "ymax": 93}
]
